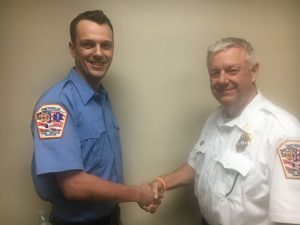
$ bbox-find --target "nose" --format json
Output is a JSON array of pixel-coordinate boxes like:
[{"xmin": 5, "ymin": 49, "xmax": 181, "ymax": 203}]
[
  {"xmin": 218, "ymin": 71, "xmax": 229, "ymax": 84},
  {"xmin": 93, "ymin": 44, "xmax": 103, "ymax": 57}
]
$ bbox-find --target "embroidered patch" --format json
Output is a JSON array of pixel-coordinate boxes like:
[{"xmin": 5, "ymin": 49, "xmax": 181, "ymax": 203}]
[
  {"xmin": 278, "ymin": 140, "xmax": 300, "ymax": 179},
  {"xmin": 35, "ymin": 104, "xmax": 67, "ymax": 139}
]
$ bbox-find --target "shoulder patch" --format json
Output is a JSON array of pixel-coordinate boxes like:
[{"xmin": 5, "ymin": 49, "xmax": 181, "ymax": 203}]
[
  {"xmin": 35, "ymin": 104, "xmax": 68, "ymax": 139},
  {"xmin": 278, "ymin": 140, "xmax": 300, "ymax": 179}
]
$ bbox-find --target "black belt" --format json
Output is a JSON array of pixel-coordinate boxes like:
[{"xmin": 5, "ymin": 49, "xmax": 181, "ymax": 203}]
[{"xmin": 51, "ymin": 206, "xmax": 121, "ymax": 225}]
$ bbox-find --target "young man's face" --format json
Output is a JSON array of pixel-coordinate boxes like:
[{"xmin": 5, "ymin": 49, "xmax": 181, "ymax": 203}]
[
  {"xmin": 69, "ymin": 20, "xmax": 114, "ymax": 89},
  {"xmin": 208, "ymin": 47, "xmax": 258, "ymax": 117}
]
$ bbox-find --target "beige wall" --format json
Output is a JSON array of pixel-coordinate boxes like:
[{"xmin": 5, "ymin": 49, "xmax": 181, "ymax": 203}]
[{"xmin": 1, "ymin": 0, "xmax": 299, "ymax": 224}]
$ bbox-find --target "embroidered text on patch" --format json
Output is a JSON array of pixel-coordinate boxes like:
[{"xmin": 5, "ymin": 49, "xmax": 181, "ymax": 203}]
[
  {"xmin": 35, "ymin": 104, "xmax": 67, "ymax": 139},
  {"xmin": 278, "ymin": 140, "xmax": 300, "ymax": 179}
]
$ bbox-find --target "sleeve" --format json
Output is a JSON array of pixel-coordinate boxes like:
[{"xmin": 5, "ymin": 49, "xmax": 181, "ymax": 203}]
[
  {"xmin": 269, "ymin": 125, "xmax": 300, "ymax": 223},
  {"xmin": 32, "ymin": 102, "xmax": 83, "ymax": 175}
]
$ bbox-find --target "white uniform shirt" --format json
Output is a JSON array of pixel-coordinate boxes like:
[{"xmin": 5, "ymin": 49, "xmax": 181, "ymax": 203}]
[{"xmin": 188, "ymin": 93, "xmax": 300, "ymax": 225}]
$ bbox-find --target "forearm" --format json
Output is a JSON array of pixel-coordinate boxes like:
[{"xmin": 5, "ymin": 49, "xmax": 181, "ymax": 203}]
[
  {"xmin": 157, "ymin": 163, "xmax": 195, "ymax": 191},
  {"xmin": 56, "ymin": 170, "xmax": 144, "ymax": 203}
]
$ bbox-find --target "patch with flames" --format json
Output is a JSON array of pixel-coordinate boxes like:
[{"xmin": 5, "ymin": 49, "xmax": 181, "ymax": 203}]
[
  {"xmin": 35, "ymin": 104, "xmax": 67, "ymax": 139},
  {"xmin": 278, "ymin": 140, "xmax": 300, "ymax": 179}
]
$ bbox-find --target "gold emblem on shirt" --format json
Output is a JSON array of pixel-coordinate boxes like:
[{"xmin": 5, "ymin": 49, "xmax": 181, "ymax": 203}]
[{"xmin": 236, "ymin": 133, "xmax": 251, "ymax": 152}]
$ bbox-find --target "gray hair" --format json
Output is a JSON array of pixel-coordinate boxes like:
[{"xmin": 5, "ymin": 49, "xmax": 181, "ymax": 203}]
[{"xmin": 206, "ymin": 37, "xmax": 256, "ymax": 67}]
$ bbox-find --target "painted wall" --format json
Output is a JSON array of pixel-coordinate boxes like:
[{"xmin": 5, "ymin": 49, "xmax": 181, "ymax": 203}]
[{"xmin": 1, "ymin": 0, "xmax": 299, "ymax": 224}]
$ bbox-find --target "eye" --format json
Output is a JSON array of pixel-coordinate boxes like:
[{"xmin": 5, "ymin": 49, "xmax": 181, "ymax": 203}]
[
  {"xmin": 101, "ymin": 41, "xmax": 113, "ymax": 50},
  {"xmin": 81, "ymin": 41, "xmax": 94, "ymax": 49},
  {"xmin": 209, "ymin": 70, "xmax": 220, "ymax": 78},
  {"xmin": 227, "ymin": 68, "xmax": 239, "ymax": 75}
]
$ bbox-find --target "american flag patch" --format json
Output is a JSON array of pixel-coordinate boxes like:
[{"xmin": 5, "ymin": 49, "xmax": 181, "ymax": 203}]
[
  {"xmin": 35, "ymin": 104, "xmax": 67, "ymax": 139},
  {"xmin": 278, "ymin": 140, "xmax": 300, "ymax": 179}
]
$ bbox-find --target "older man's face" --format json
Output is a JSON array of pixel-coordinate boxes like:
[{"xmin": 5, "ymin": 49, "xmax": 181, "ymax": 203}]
[{"xmin": 208, "ymin": 47, "xmax": 258, "ymax": 117}]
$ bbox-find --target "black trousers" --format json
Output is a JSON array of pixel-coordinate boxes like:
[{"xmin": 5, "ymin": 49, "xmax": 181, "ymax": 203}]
[
  {"xmin": 50, "ymin": 206, "xmax": 121, "ymax": 225},
  {"xmin": 202, "ymin": 217, "xmax": 210, "ymax": 225}
]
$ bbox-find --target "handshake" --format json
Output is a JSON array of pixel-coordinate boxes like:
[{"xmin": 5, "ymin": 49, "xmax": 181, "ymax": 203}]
[{"xmin": 136, "ymin": 177, "xmax": 167, "ymax": 213}]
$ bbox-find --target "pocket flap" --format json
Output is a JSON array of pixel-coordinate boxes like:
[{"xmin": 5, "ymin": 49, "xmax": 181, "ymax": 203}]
[
  {"xmin": 78, "ymin": 119, "xmax": 106, "ymax": 140},
  {"xmin": 217, "ymin": 150, "xmax": 253, "ymax": 177}
]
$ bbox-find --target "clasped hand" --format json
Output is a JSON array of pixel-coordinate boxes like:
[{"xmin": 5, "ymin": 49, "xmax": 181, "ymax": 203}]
[{"xmin": 138, "ymin": 180, "xmax": 165, "ymax": 213}]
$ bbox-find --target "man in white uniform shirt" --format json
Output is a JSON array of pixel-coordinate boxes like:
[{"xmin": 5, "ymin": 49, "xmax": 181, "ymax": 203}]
[{"xmin": 145, "ymin": 37, "xmax": 300, "ymax": 225}]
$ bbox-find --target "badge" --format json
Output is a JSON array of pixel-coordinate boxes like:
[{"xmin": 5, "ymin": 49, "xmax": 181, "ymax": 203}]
[
  {"xmin": 200, "ymin": 140, "xmax": 205, "ymax": 146},
  {"xmin": 35, "ymin": 104, "xmax": 67, "ymax": 139},
  {"xmin": 236, "ymin": 132, "xmax": 251, "ymax": 152},
  {"xmin": 278, "ymin": 140, "xmax": 300, "ymax": 179}
]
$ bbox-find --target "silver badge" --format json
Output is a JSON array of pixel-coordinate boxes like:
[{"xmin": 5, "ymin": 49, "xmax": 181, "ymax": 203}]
[{"xmin": 236, "ymin": 133, "xmax": 251, "ymax": 152}]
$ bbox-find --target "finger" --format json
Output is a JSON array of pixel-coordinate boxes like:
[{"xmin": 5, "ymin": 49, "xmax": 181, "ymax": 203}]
[
  {"xmin": 153, "ymin": 198, "xmax": 161, "ymax": 205},
  {"xmin": 149, "ymin": 204, "xmax": 159, "ymax": 214},
  {"xmin": 158, "ymin": 190, "xmax": 164, "ymax": 199},
  {"xmin": 151, "ymin": 181, "xmax": 161, "ymax": 199},
  {"xmin": 144, "ymin": 203, "xmax": 159, "ymax": 213},
  {"xmin": 142, "ymin": 204, "xmax": 154, "ymax": 212}
]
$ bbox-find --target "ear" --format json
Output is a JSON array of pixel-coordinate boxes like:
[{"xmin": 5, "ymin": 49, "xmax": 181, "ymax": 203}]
[
  {"xmin": 69, "ymin": 41, "xmax": 76, "ymax": 58},
  {"xmin": 251, "ymin": 63, "xmax": 259, "ymax": 82}
]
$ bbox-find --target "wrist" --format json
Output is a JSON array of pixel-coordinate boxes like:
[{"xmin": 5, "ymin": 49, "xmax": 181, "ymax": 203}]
[
  {"xmin": 155, "ymin": 177, "xmax": 167, "ymax": 191},
  {"xmin": 131, "ymin": 185, "xmax": 141, "ymax": 203}
]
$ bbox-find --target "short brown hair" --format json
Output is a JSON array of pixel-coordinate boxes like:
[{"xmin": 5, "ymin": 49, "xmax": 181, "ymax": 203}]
[{"xmin": 70, "ymin": 10, "xmax": 113, "ymax": 43}]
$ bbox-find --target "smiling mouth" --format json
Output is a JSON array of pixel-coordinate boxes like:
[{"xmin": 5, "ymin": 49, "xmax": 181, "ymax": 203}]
[
  {"xmin": 215, "ymin": 88, "xmax": 236, "ymax": 96},
  {"xmin": 90, "ymin": 61, "xmax": 106, "ymax": 68},
  {"xmin": 218, "ymin": 88, "xmax": 232, "ymax": 93}
]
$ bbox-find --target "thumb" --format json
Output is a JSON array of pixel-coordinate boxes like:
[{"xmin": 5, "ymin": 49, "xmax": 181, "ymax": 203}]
[{"xmin": 151, "ymin": 181, "xmax": 162, "ymax": 200}]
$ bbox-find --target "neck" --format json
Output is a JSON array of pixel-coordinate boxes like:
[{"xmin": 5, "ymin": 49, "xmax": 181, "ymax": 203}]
[
  {"xmin": 74, "ymin": 68, "xmax": 102, "ymax": 92},
  {"xmin": 86, "ymin": 78, "xmax": 101, "ymax": 92}
]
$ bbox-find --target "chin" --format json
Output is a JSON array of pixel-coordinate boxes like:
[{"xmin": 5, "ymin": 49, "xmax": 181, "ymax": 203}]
[
  {"xmin": 89, "ymin": 70, "xmax": 107, "ymax": 79},
  {"xmin": 218, "ymin": 97, "xmax": 236, "ymax": 107}
]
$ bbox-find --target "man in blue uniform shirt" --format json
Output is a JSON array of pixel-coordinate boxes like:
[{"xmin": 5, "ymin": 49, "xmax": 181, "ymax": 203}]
[{"xmin": 31, "ymin": 10, "xmax": 156, "ymax": 225}]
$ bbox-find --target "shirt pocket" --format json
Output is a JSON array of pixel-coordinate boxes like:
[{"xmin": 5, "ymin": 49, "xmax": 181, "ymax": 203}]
[
  {"xmin": 194, "ymin": 142, "xmax": 208, "ymax": 174},
  {"xmin": 217, "ymin": 150, "xmax": 253, "ymax": 177},
  {"xmin": 78, "ymin": 118, "xmax": 107, "ymax": 167},
  {"xmin": 214, "ymin": 150, "xmax": 253, "ymax": 197},
  {"xmin": 78, "ymin": 117, "xmax": 106, "ymax": 139}
]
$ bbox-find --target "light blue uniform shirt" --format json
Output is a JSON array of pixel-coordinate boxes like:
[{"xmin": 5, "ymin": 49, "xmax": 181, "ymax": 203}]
[{"xmin": 31, "ymin": 68, "xmax": 124, "ymax": 223}]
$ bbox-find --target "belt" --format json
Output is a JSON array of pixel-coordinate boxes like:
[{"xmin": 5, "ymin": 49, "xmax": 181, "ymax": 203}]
[{"xmin": 50, "ymin": 206, "xmax": 121, "ymax": 225}]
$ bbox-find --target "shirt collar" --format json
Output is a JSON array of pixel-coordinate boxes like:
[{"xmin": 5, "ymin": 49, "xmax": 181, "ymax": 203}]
[
  {"xmin": 216, "ymin": 91, "xmax": 264, "ymax": 132},
  {"xmin": 68, "ymin": 68, "xmax": 107, "ymax": 104}
]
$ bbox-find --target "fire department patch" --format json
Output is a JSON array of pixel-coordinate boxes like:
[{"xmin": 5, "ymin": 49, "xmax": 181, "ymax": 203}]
[
  {"xmin": 278, "ymin": 140, "xmax": 300, "ymax": 179},
  {"xmin": 35, "ymin": 104, "xmax": 67, "ymax": 139}
]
